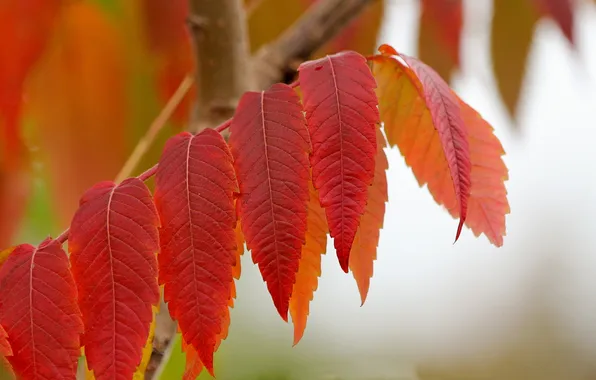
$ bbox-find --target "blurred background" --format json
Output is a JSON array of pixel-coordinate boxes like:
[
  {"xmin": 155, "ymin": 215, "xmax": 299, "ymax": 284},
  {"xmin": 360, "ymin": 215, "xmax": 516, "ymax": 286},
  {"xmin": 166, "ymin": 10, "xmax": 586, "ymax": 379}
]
[{"xmin": 2, "ymin": 0, "xmax": 596, "ymax": 379}]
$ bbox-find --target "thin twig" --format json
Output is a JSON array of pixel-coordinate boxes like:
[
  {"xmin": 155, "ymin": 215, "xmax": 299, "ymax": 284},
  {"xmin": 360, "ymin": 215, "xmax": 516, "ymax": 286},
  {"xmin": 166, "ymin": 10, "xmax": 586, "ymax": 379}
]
[
  {"xmin": 252, "ymin": 0, "xmax": 378, "ymax": 89},
  {"xmin": 115, "ymin": 75, "xmax": 194, "ymax": 183},
  {"xmin": 54, "ymin": 76, "xmax": 194, "ymax": 246}
]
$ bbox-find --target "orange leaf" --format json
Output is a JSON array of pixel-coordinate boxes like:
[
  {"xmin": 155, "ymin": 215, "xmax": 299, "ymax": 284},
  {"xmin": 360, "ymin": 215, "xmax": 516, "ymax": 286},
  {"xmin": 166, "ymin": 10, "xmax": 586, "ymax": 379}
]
[
  {"xmin": 349, "ymin": 127, "xmax": 388, "ymax": 304},
  {"xmin": 289, "ymin": 179, "xmax": 328, "ymax": 345},
  {"xmin": 455, "ymin": 96, "xmax": 510, "ymax": 246},
  {"xmin": 417, "ymin": 0, "xmax": 462, "ymax": 82},
  {"xmin": 0, "ymin": 247, "xmax": 15, "ymax": 270},
  {"xmin": 491, "ymin": 0, "xmax": 538, "ymax": 119},
  {"xmin": 25, "ymin": 1, "xmax": 129, "ymax": 224},
  {"xmin": 181, "ymin": 339, "xmax": 204, "ymax": 380},
  {"xmin": 373, "ymin": 45, "xmax": 471, "ymax": 242},
  {"xmin": 0, "ymin": 324, "xmax": 13, "ymax": 376},
  {"xmin": 373, "ymin": 47, "xmax": 509, "ymax": 246}
]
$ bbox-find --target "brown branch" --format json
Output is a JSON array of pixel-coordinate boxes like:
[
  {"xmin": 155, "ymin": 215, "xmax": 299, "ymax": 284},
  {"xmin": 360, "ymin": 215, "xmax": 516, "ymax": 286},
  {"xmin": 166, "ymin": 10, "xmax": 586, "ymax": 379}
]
[
  {"xmin": 187, "ymin": 0, "xmax": 252, "ymax": 133},
  {"xmin": 252, "ymin": 0, "xmax": 378, "ymax": 89}
]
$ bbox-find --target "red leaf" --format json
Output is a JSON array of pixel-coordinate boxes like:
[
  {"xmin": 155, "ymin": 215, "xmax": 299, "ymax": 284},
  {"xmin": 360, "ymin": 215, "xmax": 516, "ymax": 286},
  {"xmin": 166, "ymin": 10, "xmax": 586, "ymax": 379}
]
[
  {"xmin": 298, "ymin": 51, "xmax": 379, "ymax": 272},
  {"xmin": 455, "ymin": 96, "xmax": 510, "ymax": 246},
  {"xmin": 68, "ymin": 178, "xmax": 160, "ymax": 379},
  {"xmin": 289, "ymin": 179, "xmax": 328, "ymax": 345},
  {"xmin": 228, "ymin": 83, "xmax": 311, "ymax": 319},
  {"xmin": 532, "ymin": 0, "xmax": 574, "ymax": 44},
  {"xmin": 0, "ymin": 238, "xmax": 83, "ymax": 379},
  {"xmin": 154, "ymin": 129, "xmax": 238, "ymax": 375},
  {"xmin": 374, "ymin": 45, "xmax": 471, "ymax": 241},
  {"xmin": 418, "ymin": 0, "xmax": 463, "ymax": 81},
  {"xmin": 349, "ymin": 128, "xmax": 388, "ymax": 304}
]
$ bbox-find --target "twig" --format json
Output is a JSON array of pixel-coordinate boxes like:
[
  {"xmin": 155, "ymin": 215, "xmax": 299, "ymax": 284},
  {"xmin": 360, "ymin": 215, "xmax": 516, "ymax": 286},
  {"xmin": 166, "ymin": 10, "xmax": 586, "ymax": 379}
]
[
  {"xmin": 115, "ymin": 76, "xmax": 194, "ymax": 183},
  {"xmin": 54, "ymin": 76, "xmax": 194, "ymax": 246},
  {"xmin": 251, "ymin": 0, "xmax": 378, "ymax": 89}
]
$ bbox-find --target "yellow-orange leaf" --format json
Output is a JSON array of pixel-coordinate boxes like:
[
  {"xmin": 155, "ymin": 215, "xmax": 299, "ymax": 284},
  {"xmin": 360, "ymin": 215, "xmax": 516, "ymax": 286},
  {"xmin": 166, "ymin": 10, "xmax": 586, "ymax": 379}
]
[
  {"xmin": 491, "ymin": 0, "xmax": 537, "ymax": 119},
  {"xmin": 289, "ymin": 179, "xmax": 328, "ymax": 345},
  {"xmin": 349, "ymin": 128, "xmax": 388, "ymax": 305},
  {"xmin": 25, "ymin": 1, "xmax": 128, "ymax": 223},
  {"xmin": 455, "ymin": 96, "xmax": 510, "ymax": 246},
  {"xmin": 181, "ymin": 339, "xmax": 204, "ymax": 380},
  {"xmin": 372, "ymin": 46, "xmax": 471, "ymax": 241},
  {"xmin": 372, "ymin": 51, "xmax": 509, "ymax": 246},
  {"xmin": 0, "ymin": 247, "xmax": 15, "ymax": 269}
]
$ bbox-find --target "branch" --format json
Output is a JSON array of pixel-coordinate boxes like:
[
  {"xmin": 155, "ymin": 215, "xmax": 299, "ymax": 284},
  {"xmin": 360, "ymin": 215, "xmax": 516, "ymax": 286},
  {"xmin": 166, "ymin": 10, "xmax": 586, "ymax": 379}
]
[
  {"xmin": 187, "ymin": 0, "xmax": 252, "ymax": 133},
  {"xmin": 252, "ymin": 0, "xmax": 378, "ymax": 89}
]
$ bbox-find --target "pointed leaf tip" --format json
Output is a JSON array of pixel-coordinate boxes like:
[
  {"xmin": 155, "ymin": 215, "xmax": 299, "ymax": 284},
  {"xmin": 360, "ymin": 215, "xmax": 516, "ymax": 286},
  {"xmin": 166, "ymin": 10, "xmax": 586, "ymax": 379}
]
[
  {"xmin": 289, "ymin": 179, "xmax": 328, "ymax": 345},
  {"xmin": 349, "ymin": 128, "xmax": 388, "ymax": 305}
]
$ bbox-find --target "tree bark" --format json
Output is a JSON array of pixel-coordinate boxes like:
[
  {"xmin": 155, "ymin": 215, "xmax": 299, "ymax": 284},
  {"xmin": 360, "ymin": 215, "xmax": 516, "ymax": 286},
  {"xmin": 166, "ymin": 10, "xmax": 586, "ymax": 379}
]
[
  {"xmin": 252, "ymin": 0, "xmax": 378, "ymax": 89},
  {"xmin": 188, "ymin": 0, "xmax": 252, "ymax": 132}
]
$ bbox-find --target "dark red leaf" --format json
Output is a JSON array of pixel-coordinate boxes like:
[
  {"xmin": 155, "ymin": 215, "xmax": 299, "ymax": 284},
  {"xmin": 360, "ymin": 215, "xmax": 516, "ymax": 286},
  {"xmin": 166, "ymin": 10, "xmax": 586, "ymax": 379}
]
[
  {"xmin": 228, "ymin": 83, "xmax": 311, "ymax": 319},
  {"xmin": 154, "ymin": 129, "xmax": 238, "ymax": 375},
  {"xmin": 298, "ymin": 51, "xmax": 379, "ymax": 272},
  {"xmin": 418, "ymin": 0, "xmax": 463, "ymax": 81},
  {"xmin": 532, "ymin": 0, "xmax": 574, "ymax": 44},
  {"xmin": 68, "ymin": 178, "xmax": 160, "ymax": 379},
  {"xmin": 0, "ymin": 238, "xmax": 82, "ymax": 379}
]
